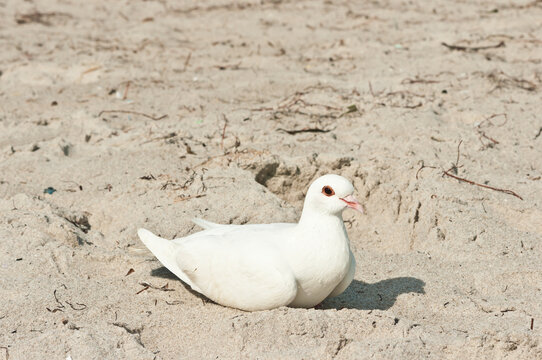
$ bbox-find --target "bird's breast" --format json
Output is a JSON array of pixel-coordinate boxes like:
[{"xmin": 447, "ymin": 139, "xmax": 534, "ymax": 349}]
[{"xmin": 286, "ymin": 229, "xmax": 351, "ymax": 307}]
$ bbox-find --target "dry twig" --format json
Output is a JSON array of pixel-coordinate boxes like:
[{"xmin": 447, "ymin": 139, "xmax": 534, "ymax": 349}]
[
  {"xmin": 141, "ymin": 132, "xmax": 177, "ymax": 145},
  {"xmin": 174, "ymin": 194, "xmax": 206, "ymax": 202},
  {"xmin": 442, "ymin": 41, "xmax": 505, "ymax": 52},
  {"xmin": 136, "ymin": 285, "xmax": 150, "ymax": 295},
  {"xmin": 65, "ymin": 301, "xmax": 87, "ymax": 311},
  {"xmin": 250, "ymin": 84, "xmax": 345, "ymax": 118},
  {"xmin": 476, "ymin": 113, "xmax": 508, "ymax": 148},
  {"xmin": 441, "ymin": 140, "xmax": 523, "ymax": 200},
  {"xmin": 401, "ymin": 77, "xmax": 440, "ymax": 84},
  {"xmin": 487, "ymin": 70, "xmax": 537, "ymax": 92},
  {"xmin": 98, "ymin": 110, "xmax": 167, "ymax": 121},
  {"xmin": 418, "ymin": 140, "xmax": 523, "ymax": 200},
  {"xmin": 277, "ymin": 127, "xmax": 332, "ymax": 135},
  {"xmin": 442, "ymin": 170, "xmax": 523, "ymax": 200},
  {"xmin": 15, "ymin": 11, "xmax": 68, "ymax": 25},
  {"xmin": 183, "ymin": 52, "xmax": 192, "ymax": 71},
  {"xmin": 139, "ymin": 282, "xmax": 175, "ymax": 292},
  {"xmin": 122, "ymin": 82, "xmax": 131, "ymax": 100},
  {"xmin": 220, "ymin": 114, "xmax": 228, "ymax": 149}
]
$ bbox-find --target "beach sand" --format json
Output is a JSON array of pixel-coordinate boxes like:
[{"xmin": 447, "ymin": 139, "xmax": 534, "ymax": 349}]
[{"xmin": 0, "ymin": 0, "xmax": 541, "ymax": 358}]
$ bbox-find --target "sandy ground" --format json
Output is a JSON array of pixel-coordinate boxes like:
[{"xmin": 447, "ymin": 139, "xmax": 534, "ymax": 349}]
[{"xmin": 1, "ymin": 0, "xmax": 541, "ymax": 358}]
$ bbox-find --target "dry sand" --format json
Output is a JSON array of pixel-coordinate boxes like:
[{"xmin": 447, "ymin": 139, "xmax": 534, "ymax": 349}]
[{"xmin": 1, "ymin": 0, "xmax": 541, "ymax": 359}]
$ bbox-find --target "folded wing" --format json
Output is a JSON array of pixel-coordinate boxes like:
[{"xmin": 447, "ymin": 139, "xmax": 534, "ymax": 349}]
[{"xmin": 175, "ymin": 229, "xmax": 298, "ymax": 311}]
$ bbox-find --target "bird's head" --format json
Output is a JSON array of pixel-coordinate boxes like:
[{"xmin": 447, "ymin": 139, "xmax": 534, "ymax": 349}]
[{"xmin": 304, "ymin": 174, "xmax": 364, "ymax": 216}]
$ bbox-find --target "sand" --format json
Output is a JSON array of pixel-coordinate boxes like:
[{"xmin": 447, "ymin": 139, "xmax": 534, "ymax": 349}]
[{"xmin": 1, "ymin": 0, "xmax": 541, "ymax": 359}]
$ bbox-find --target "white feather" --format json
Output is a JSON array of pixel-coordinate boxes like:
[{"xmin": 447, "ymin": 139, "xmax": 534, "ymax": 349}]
[{"xmin": 191, "ymin": 218, "xmax": 221, "ymax": 230}]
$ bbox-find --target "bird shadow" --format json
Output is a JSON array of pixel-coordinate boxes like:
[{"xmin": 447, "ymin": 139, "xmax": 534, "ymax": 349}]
[
  {"xmin": 322, "ymin": 277, "xmax": 426, "ymax": 310},
  {"xmin": 151, "ymin": 266, "xmax": 178, "ymax": 280},
  {"xmin": 151, "ymin": 267, "xmax": 425, "ymax": 311},
  {"xmin": 150, "ymin": 266, "xmax": 215, "ymax": 303}
]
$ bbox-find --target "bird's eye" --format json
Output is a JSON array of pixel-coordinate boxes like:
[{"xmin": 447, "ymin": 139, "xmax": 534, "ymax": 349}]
[{"xmin": 322, "ymin": 186, "xmax": 335, "ymax": 196}]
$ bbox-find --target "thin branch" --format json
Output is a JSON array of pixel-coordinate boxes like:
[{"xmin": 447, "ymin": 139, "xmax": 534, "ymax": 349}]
[
  {"xmin": 183, "ymin": 52, "xmax": 192, "ymax": 71},
  {"xmin": 419, "ymin": 140, "xmax": 523, "ymax": 200},
  {"xmin": 479, "ymin": 132, "xmax": 499, "ymax": 145},
  {"xmin": 98, "ymin": 110, "xmax": 167, "ymax": 121},
  {"xmin": 442, "ymin": 170, "xmax": 523, "ymax": 200},
  {"xmin": 441, "ymin": 41, "xmax": 505, "ymax": 52},
  {"xmin": 401, "ymin": 77, "xmax": 440, "ymax": 84},
  {"xmin": 65, "ymin": 301, "xmax": 87, "ymax": 311},
  {"xmin": 220, "ymin": 114, "xmax": 228, "ymax": 149},
  {"xmin": 276, "ymin": 127, "xmax": 332, "ymax": 135},
  {"xmin": 122, "ymin": 81, "xmax": 131, "ymax": 100},
  {"xmin": 454, "ymin": 140, "xmax": 462, "ymax": 169}
]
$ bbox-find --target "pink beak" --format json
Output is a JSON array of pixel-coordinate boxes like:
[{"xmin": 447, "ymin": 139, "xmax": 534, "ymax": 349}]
[{"xmin": 340, "ymin": 194, "xmax": 364, "ymax": 214}]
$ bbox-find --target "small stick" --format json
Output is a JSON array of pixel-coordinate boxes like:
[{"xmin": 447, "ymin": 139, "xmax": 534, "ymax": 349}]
[
  {"xmin": 214, "ymin": 62, "xmax": 241, "ymax": 70},
  {"xmin": 139, "ymin": 282, "xmax": 175, "ymax": 291},
  {"xmin": 220, "ymin": 114, "xmax": 228, "ymax": 149},
  {"xmin": 54, "ymin": 289, "xmax": 65, "ymax": 309},
  {"xmin": 401, "ymin": 77, "xmax": 440, "ymax": 84},
  {"xmin": 441, "ymin": 41, "xmax": 505, "ymax": 52},
  {"xmin": 166, "ymin": 300, "xmax": 182, "ymax": 305},
  {"xmin": 454, "ymin": 140, "xmax": 462, "ymax": 169},
  {"xmin": 81, "ymin": 66, "xmax": 101, "ymax": 75},
  {"xmin": 136, "ymin": 285, "xmax": 150, "ymax": 295},
  {"xmin": 419, "ymin": 140, "xmax": 522, "ymax": 199},
  {"xmin": 174, "ymin": 194, "xmax": 206, "ymax": 202},
  {"xmin": 65, "ymin": 301, "xmax": 87, "ymax": 311},
  {"xmin": 479, "ymin": 132, "xmax": 499, "ymax": 145},
  {"xmin": 183, "ymin": 52, "xmax": 192, "ymax": 71},
  {"xmin": 98, "ymin": 110, "xmax": 167, "ymax": 121},
  {"xmin": 442, "ymin": 170, "xmax": 523, "ymax": 200},
  {"xmin": 122, "ymin": 81, "xmax": 131, "ymax": 100},
  {"xmin": 141, "ymin": 132, "xmax": 177, "ymax": 145},
  {"xmin": 277, "ymin": 127, "xmax": 331, "ymax": 135},
  {"xmin": 399, "ymin": 102, "xmax": 423, "ymax": 109},
  {"xmin": 531, "ymin": 318, "xmax": 534, "ymax": 330}
]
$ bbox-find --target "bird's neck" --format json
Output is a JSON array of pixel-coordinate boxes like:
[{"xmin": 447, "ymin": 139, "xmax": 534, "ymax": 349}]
[{"xmin": 297, "ymin": 207, "xmax": 346, "ymax": 235}]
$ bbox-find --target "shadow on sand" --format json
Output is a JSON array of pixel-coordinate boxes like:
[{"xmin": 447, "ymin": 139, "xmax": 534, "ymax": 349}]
[
  {"xmin": 323, "ymin": 277, "xmax": 426, "ymax": 310},
  {"xmin": 151, "ymin": 266, "xmax": 214, "ymax": 302},
  {"xmin": 151, "ymin": 267, "xmax": 425, "ymax": 311},
  {"xmin": 151, "ymin": 266, "xmax": 179, "ymax": 280}
]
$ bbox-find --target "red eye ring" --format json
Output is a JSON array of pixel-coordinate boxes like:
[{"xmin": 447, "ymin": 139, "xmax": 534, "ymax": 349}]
[{"xmin": 322, "ymin": 186, "xmax": 335, "ymax": 196}]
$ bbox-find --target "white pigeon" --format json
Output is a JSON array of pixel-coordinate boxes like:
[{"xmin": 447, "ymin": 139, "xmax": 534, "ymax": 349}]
[{"xmin": 138, "ymin": 174, "xmax": 364, "ymax": 311}]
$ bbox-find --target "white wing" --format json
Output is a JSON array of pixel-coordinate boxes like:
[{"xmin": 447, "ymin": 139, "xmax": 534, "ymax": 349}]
[
  {"xmin": 140, "ymin": 224, "xmax": 298, "ymax": 311},
  {"xmin": 174, "ymin": 226, "xmax": 298, "ymax": 311},
  {"xmin": 191, "ymin": 218, "xmax": 294, "ymax": 232}
]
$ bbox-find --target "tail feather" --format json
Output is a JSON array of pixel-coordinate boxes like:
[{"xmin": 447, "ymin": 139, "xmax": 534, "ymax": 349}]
[
  {"xmin": 137, "ymin": 228, "xmax": 201, "ymax": 292},
  {"xmin": 191, "ymin": 218, "xmax": 222, "ymax": 230}
]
